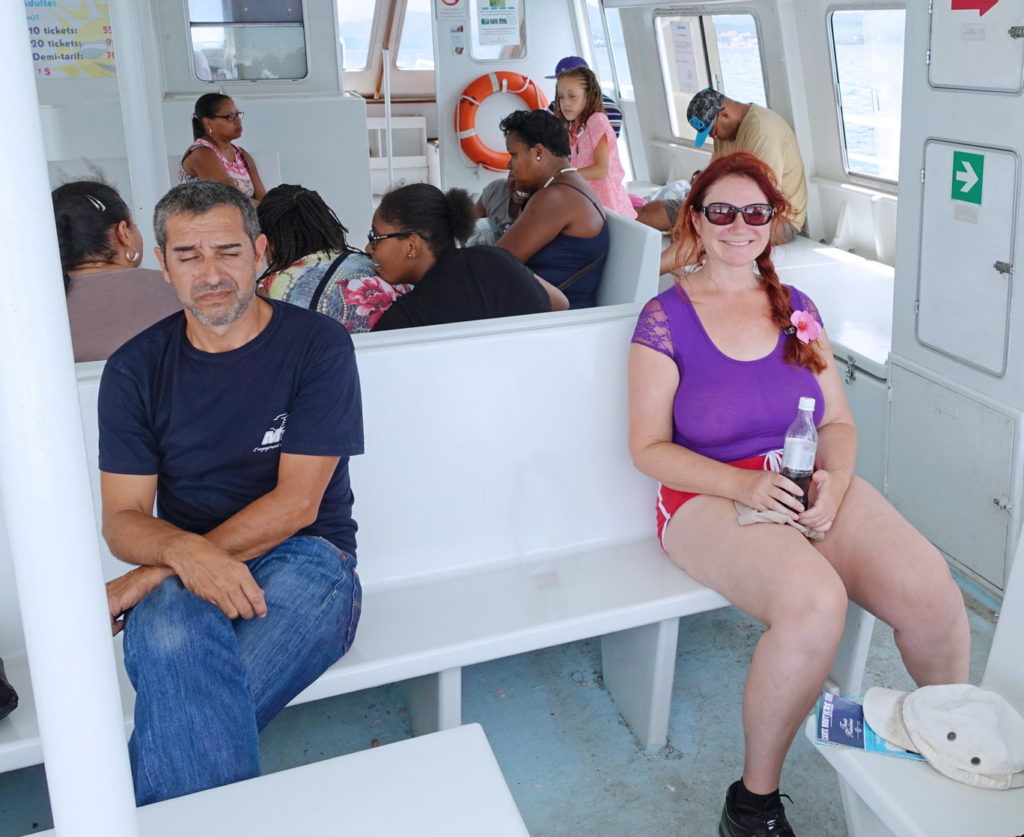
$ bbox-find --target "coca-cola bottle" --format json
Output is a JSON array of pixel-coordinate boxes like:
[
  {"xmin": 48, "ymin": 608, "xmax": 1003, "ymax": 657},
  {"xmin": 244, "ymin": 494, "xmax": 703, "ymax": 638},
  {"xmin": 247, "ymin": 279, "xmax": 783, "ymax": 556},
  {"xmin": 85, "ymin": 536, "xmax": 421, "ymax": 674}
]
[{"xmin": 781, "ymin": 397, "xmax": 818, "ymax": 507}]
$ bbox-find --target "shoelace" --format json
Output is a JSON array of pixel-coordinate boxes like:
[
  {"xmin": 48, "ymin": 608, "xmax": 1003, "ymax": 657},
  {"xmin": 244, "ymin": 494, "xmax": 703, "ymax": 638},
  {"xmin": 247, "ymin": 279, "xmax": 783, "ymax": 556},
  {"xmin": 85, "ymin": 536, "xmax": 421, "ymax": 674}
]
[{"xmin": 763, "ymin": 794, "xmax": 794, "ymax": 835}]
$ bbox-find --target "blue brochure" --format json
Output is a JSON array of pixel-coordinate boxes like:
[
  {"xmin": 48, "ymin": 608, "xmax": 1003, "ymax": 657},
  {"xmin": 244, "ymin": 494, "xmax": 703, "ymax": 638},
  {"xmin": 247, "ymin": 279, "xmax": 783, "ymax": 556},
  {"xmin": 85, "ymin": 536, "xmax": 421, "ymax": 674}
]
[{"xmin": 813, "ymin": 691, "xmax": 926, "ymax": 761}]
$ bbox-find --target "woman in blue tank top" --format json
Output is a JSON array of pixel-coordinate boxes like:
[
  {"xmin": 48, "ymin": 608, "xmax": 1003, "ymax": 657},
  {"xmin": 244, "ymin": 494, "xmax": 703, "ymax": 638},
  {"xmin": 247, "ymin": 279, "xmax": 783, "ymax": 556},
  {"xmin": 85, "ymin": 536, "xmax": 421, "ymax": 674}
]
[{"xmin": 496, "ymin": 109, "xmax": 609, "ymax": 310}]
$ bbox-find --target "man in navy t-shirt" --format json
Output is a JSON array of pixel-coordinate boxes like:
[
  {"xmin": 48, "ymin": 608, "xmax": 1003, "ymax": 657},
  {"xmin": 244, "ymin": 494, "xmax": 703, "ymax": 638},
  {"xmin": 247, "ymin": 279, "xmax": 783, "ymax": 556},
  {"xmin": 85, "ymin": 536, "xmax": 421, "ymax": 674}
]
[{"xmin": 98, "ymin": 181, "xmax": 363, "ymax": 805}]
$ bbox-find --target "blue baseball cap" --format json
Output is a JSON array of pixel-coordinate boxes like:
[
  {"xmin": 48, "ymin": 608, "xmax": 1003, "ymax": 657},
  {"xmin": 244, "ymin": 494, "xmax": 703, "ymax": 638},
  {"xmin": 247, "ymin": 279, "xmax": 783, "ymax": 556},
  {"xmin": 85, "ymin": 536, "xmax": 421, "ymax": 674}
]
[
  {"xmin": 687, "ymin": 88, "xmax": 725, "ymax": 148},
  {"xmin": 546, "ymin": 56, "xmax": 588, "ymax": 78}
]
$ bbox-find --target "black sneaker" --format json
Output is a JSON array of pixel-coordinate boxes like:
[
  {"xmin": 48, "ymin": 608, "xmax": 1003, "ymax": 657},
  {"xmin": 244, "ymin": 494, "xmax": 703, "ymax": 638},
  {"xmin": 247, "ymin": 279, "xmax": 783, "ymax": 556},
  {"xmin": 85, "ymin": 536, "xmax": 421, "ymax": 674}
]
[{"xmin": 718, "ymin": 780, "xmax": 795, "ymax": 837}]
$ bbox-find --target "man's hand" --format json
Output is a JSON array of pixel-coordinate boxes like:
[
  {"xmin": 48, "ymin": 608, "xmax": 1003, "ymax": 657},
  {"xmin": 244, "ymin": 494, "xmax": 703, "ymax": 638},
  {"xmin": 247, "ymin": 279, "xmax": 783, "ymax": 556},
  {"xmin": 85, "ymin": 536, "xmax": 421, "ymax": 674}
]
[
  {"xmin": 167, "ymin": 538, "xmax": 267, "ymax": 621},
  {"xmin": 107, "ymin": 565, "xmax": 173, "ymax": 636}
]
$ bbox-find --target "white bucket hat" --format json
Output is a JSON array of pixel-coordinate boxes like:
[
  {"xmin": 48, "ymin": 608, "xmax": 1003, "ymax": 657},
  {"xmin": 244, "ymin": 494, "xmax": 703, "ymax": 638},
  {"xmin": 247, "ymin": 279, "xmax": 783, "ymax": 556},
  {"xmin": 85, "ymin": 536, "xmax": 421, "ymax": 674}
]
[{"xmin": 863, "ymin": 684, "xmax": 1024, "ymax": 790}]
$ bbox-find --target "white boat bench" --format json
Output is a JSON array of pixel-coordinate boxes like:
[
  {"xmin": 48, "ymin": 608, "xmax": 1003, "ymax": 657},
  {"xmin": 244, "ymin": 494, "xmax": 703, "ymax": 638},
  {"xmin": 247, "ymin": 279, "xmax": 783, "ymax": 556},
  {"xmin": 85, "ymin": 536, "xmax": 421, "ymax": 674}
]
[
  {"xmin": 805, "ymin": 530, "xmax": 1024, "ymax": 837},
  {"xmin": 30, "ymin": 723, "xmax": 529, "ymax": 837},
  {"xmin": 0, "ymin": 303, "xmax": 875, "ymax": 777}
]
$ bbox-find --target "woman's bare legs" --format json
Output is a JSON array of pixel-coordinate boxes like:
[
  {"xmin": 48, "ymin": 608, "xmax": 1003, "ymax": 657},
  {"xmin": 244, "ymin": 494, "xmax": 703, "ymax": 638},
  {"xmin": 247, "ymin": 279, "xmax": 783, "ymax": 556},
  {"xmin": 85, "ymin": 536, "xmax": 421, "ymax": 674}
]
[
  {"xmin": 814, "ymin": 476, "xmax": 971, "ymax": 686},
  {"xmin": 664, "ymin": 495, "xmax": 849, "ymax": 793},
  {"xmin": 664, "ymin": 477, "xmax": 971, "ymax": 796}
]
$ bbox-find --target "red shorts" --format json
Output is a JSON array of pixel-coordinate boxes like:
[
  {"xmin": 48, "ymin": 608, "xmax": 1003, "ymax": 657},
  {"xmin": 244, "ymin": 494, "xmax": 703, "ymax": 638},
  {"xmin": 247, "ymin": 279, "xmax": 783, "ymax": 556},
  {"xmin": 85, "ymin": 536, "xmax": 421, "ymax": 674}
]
[{"xmin": 656, "ymin": 451, "xmax": 780, "ymax": 549}]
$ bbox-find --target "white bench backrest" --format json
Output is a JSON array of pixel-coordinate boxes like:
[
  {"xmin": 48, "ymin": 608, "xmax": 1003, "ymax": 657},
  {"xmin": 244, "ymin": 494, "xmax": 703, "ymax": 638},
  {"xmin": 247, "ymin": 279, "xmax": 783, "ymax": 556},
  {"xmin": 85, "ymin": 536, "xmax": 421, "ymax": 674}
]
[
  {"xmin": 350, "ymin": 309, "xmax": 653, "ymax": 586},
  {"xmin": 0, "ymin": 308, "xmax": 654, "ymax": 654},
  {"xmin": 982, "ymin": 543, "xmax": 1024, "ymax": 710},
  {"xmin": 598, "ymin": 212, "xmax": 662, "ymax": 307}
]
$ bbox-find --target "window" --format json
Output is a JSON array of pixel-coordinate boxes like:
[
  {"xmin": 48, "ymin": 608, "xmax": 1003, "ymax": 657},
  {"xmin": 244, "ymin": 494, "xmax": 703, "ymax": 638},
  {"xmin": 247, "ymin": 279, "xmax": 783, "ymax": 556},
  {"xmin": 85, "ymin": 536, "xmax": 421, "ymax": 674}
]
[
  {"xmin": 655, "ymin": 13, "xmax": 766, "ymax": 143},
  {"xmin": 396, "ymin": 0, "xmax": 434, "ymax": 70},
  {"xmin": 583, "ymin": 0, "xmax": 615, "ymax": 96},
  {"xmin": 604, "ymin": 8, "xmax": 633, "ymax": 100},
  {"xmin": 831, "ymin": 9, "xmax": 905, "ymax": 180},
  {"xmin": 188, "ymin": 0, "xmax": 307, "ymax": 81},
  {"xmin": 335, "ymin": 0, "xmax": 434, "ymax": 98},
  {"xmin": 579, "ymin": 0, "xmax": 634, "ymax": 180},
  {"xmin": 337, "ymin": 0, "xmax": 377, "ymax": 71}
]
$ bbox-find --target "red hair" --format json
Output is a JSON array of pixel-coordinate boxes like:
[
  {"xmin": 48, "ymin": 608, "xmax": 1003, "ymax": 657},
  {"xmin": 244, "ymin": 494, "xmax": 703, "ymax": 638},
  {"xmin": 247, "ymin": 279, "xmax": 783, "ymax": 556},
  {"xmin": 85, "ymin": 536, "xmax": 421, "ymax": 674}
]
[{"xmin": 669, "ymin": 151, "xmax": 823, "ymax": 373}]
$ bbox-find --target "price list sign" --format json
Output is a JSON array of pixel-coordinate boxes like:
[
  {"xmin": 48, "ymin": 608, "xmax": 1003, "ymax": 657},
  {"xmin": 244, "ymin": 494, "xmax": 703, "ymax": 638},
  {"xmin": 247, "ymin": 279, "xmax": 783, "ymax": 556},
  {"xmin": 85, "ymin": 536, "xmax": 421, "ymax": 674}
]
[{"xmin": 25, "ymin": 0, "xmax": 116, "ymax": 79}]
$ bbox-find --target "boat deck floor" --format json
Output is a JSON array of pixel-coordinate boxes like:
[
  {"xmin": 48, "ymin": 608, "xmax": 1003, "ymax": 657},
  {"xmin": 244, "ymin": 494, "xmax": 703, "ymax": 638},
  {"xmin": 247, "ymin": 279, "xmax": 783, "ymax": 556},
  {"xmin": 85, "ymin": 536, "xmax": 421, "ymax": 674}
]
[{"xmin": 0, "ymin": 573, "xmax": 996, "ymax": 836}]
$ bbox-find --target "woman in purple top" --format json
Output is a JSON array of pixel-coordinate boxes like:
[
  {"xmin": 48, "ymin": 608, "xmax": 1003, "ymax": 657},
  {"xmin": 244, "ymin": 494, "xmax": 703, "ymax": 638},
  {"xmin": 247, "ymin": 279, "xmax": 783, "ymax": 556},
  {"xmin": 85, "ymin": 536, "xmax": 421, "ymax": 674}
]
[{"xmin": 628, "ymin": 152, "xmax": 970, "ymax": 837}]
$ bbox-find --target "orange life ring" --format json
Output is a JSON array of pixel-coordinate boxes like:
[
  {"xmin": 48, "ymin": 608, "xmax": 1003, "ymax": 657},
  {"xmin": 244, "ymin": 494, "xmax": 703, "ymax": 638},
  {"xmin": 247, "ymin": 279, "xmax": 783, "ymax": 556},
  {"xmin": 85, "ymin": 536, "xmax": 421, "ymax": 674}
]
[{"xmin": 456, "ymin": 72, "xmax": 550, "ymax": 172}]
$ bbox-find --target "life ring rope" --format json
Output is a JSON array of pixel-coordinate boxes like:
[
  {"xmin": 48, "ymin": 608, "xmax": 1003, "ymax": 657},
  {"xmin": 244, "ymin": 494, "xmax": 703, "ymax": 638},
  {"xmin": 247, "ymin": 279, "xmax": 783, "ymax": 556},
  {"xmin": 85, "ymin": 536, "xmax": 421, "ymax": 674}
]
[{"xmin": 455, "ymin": 71, "xmax": 549, "ymax": 172}]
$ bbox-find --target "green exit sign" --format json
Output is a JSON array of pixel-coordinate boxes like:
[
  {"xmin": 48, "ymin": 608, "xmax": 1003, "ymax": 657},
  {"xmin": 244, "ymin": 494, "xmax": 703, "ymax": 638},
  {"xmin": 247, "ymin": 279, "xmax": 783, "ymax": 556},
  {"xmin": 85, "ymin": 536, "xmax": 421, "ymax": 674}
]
[{"xmin": 951, "ymin": 151, "xmax": 984, "ymax": 205}]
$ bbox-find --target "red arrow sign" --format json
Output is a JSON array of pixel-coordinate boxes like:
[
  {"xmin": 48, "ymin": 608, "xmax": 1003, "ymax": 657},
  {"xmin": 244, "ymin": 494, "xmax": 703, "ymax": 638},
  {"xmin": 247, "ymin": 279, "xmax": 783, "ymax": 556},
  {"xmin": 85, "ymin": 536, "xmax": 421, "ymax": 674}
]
[{"xmin": 951, "ymin": 0, "xmax": 999, "ymax": 15}]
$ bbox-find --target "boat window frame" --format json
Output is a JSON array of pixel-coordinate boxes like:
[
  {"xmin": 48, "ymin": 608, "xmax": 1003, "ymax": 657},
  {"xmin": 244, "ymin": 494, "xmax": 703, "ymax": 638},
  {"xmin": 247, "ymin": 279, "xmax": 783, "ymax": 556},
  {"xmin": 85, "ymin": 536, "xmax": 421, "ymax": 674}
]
[
  {"xmin": 826, "ymin": 3, "xmax": 907, "ymax": 188},
  {"xmin": 336, "ymin": 0, "xmax": 436, "ymax": 101},
  {"xmin": 186, "ymin": 0, "xmax": 310, "ymax": 83},
  {"xmin": 651, "ymin": 8, "xmax": 769, "ymax": 147}
]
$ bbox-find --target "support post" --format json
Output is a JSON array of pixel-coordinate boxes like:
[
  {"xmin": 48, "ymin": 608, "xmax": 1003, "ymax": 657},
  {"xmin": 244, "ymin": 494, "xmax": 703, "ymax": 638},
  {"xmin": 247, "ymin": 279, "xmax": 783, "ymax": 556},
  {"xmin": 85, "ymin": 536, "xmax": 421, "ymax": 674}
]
[
  {"xmin": 406, "ymin": 668, "xmax": 463, "ymax": 737},
  {"xmin": 0, "ymin": 5, "xmax": 139, "ymax": 834},
  {"xmin": 601, "ymin": 618, "xmax": 680, "ymax": 750},
  {"xmin": 108, "ymin": 0, "xmax": 170, "ymax": 247}
]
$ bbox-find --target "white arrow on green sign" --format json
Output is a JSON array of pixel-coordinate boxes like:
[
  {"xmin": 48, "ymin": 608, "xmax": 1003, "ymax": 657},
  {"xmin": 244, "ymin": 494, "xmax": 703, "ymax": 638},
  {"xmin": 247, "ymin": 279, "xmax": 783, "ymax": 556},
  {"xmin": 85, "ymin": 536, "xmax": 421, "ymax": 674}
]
[{"xmin": 951, "ymin": 150, "xmax": 984, "ymax": 205}]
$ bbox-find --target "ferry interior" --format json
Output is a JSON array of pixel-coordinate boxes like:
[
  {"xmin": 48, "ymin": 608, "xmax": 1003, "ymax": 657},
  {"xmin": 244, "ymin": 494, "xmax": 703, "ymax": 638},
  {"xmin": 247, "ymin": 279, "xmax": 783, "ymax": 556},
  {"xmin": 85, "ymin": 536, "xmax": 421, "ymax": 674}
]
[{"xmin": 0, "ymin": 0, "xmax": 1022, "ymax": 834}]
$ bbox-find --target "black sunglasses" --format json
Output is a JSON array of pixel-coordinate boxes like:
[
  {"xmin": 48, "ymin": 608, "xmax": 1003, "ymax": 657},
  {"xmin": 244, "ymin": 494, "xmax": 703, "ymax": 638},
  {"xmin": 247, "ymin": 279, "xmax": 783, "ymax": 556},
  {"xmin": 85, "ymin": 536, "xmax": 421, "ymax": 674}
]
[
  {"xmin": 698, "ymin": 202, "xmax": 775, "ymax": 226},
  {"xmin": 367, "ymin": 230, "xmax": 414, "ymax": 244}
]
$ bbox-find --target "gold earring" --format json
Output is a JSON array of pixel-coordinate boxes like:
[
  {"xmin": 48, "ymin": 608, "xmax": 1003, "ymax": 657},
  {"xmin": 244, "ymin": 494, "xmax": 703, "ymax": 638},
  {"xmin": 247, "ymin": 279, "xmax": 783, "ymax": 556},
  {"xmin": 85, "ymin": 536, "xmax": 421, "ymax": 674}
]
[{"xmin": 126, "ymin": 248, "xmax": 140, "ymax": 266}]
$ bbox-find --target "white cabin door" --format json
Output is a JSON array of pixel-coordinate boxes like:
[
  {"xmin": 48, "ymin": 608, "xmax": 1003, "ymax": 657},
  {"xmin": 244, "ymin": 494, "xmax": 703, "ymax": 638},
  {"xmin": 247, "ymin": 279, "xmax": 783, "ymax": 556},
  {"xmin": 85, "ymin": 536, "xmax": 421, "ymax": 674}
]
[
  {"xmin": 928, "ymin": 0, "xmax": 1024, "ymax": 93},
  {"xmin": 916, "ymin": 141, "xmax": 1017, "ymax": 376}
]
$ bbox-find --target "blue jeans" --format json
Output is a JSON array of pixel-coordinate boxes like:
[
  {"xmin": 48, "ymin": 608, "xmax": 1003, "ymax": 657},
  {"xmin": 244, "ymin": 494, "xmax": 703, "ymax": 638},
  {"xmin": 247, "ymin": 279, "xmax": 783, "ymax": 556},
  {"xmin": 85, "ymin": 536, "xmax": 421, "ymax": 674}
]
[{"xmin": 122, "ymin": 536, "xmax": 361, "ymax": 805}]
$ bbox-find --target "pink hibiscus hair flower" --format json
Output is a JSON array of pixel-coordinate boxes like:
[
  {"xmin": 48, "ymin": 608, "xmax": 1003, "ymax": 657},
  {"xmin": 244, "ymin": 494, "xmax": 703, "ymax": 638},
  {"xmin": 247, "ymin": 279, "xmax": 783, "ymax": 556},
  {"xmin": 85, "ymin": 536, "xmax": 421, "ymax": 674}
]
[{"xmin": 789, "ymin": 310, "xmax": 822, "ymax": 344}]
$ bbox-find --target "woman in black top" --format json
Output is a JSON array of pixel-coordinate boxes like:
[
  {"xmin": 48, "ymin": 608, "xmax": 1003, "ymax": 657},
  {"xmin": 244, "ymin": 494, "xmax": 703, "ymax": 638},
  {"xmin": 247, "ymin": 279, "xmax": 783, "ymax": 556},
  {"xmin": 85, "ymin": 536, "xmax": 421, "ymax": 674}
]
[{"xmin": 369, "ymin": 183, "xmax": 567, "ymax": 331}]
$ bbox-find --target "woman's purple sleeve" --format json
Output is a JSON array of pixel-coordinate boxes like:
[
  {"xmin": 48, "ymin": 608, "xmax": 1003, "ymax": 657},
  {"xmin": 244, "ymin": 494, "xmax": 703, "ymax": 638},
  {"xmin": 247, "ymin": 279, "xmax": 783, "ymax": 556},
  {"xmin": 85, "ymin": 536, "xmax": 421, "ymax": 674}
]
[{"xmin": 631, "ymin": 297, "xmax": 674, "ymax": 358}]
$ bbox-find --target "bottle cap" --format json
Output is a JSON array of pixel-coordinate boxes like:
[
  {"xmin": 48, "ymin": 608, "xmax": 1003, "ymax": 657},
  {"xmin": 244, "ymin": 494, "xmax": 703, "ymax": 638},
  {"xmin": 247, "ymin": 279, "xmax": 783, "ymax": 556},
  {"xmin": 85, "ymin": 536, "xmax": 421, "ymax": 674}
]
[{"xmin": 798, "ymin": 396, "xmax": 816, "ymax": 412}]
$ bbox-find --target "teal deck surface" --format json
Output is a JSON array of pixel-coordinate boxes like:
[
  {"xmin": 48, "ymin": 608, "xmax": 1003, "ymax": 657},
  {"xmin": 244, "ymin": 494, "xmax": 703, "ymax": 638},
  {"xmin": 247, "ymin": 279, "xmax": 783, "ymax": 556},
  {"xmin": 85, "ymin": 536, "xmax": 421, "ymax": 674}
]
[{"xmin": 0, "ymin": 579, "xmax": 995, "ymax": 837}]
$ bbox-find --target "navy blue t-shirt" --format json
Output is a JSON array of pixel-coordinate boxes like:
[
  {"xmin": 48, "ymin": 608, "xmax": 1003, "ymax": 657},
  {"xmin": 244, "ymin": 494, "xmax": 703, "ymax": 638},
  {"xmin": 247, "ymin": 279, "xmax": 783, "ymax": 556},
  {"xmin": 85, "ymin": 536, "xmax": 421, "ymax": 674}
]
[{"xmin": 98, "ymin": 299, "xmax": 364, "ymax": 557}]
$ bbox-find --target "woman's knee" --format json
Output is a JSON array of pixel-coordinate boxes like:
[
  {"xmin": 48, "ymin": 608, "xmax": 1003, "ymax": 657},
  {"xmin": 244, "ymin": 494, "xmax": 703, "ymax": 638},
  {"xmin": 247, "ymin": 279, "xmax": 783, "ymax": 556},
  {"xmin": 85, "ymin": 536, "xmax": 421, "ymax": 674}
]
[
  {"xmin": 765, "ymin": 568, "xmax": 848, "ymax": 651},
  {"xmin": 894, "ymin": 553, "xmax": 966, "ymax": 635}
]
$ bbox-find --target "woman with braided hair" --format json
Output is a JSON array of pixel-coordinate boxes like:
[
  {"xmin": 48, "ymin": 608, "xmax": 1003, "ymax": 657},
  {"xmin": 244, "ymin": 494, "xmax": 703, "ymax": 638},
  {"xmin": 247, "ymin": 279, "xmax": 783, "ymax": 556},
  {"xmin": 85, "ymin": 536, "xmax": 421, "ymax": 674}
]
[
  {"xmin": 257, "ymin": 184, "xmax": 407, "ymax": 332},
  {"xmin": 628, "ymin": 152, "xmax": 970, "ymax": 837}
]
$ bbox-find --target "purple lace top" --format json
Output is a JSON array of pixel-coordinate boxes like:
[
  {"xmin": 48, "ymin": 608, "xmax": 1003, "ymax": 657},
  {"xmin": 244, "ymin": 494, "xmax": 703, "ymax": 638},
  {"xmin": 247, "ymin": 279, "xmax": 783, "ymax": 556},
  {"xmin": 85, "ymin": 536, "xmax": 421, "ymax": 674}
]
[{"xmin": 631, "ymin": 283, "xmax": 825, "ymax": 462}]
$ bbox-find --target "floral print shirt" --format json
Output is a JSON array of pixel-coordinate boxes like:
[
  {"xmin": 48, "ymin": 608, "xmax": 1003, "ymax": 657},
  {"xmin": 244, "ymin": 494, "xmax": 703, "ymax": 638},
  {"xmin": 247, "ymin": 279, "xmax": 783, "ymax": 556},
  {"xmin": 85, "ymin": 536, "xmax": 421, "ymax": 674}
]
[{"xmin": 258, "ymin": 250, "xmax": 411, "ymax": 333}]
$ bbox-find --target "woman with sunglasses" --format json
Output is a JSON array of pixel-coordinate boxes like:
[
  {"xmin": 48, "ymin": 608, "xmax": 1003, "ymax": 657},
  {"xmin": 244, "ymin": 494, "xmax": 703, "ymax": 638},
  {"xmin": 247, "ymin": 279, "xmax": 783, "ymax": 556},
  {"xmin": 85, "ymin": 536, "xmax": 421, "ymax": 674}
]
[
  {"xmin": 629, "ymin": 152, "xmax": 969, "ymax": 837},
  {"xmin": 179, "ymin": 93, "xmax": 266, "ymax": 202},
  {"xmin": 368, "ymin": 183, "xmax": 567, "ymax": 331}
]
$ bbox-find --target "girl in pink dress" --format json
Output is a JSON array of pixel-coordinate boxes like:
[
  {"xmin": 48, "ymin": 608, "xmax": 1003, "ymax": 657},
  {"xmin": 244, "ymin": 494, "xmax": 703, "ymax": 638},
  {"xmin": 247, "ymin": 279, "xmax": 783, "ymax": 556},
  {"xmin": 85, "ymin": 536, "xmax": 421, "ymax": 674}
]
[{"xmin": 554, "ymin": 67, "xmax": 636, "ymax": 219}]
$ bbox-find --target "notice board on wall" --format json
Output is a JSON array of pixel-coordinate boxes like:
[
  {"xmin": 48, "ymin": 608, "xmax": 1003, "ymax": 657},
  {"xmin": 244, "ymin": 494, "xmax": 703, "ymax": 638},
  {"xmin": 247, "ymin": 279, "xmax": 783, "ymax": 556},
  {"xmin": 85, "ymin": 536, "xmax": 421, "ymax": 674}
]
[{"xmin": 25, "ymin": 0, "xmax": 116, "ymax": 79}]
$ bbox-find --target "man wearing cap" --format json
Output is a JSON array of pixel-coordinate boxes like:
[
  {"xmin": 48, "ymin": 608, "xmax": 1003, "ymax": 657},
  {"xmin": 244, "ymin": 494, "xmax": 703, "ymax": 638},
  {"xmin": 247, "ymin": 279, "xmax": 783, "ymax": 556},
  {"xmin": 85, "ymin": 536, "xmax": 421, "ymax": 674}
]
[
  {"xmin": 639, "ymin": 88, "xmax": 808, "ymax": 243},
  {"xmin": 546, "ymin": 55, "xmax": 622, "ymax": 138}
]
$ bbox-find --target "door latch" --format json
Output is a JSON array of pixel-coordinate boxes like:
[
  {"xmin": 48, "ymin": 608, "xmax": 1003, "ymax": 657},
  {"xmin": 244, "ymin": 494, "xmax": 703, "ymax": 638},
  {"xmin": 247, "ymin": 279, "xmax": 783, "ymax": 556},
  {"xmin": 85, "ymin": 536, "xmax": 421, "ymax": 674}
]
[
  {"xmin": 842, "ymin": 355, "xmax": 857, "ymax": 384},
  {"xmin": 994, "ymin": 260, "xmax": 1014, "ymax": 277}
]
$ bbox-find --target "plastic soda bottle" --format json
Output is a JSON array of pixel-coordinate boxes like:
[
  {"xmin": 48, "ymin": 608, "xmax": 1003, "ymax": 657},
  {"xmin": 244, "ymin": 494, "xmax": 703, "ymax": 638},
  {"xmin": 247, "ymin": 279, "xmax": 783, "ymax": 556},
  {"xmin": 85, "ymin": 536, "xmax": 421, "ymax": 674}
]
[{"xmin": 781, "ymin": 397, "xmax": 818, "ymax": 506}]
